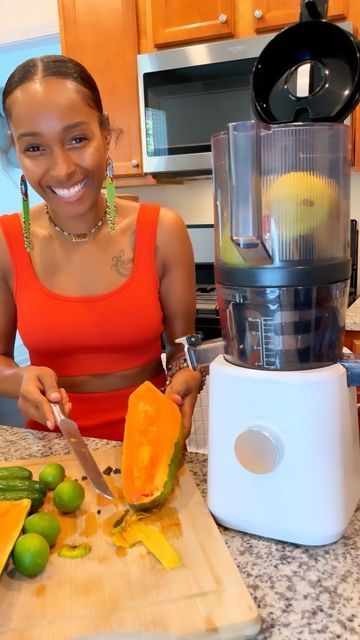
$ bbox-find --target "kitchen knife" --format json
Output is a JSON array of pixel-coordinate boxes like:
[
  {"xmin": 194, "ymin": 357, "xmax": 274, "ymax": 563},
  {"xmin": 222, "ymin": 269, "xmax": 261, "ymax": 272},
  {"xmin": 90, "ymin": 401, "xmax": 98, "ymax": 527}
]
[{"xmin": 50, "ymin": 403, "xmax": 115, "ymax": 499}]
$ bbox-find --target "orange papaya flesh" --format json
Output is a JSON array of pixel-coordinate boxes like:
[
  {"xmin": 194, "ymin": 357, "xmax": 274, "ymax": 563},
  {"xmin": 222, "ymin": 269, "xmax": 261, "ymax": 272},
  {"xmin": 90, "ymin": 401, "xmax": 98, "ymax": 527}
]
[
  {"xmin": 111, "ymin": 511, "xmax": 182, "ymax": 570},
  {"xmin": 0, "ymin": 498, "xmax": 32, "ymax": 573},
  {"xmin": 121, "ymin": 381, "xmax": 184, "ymax": 511}
]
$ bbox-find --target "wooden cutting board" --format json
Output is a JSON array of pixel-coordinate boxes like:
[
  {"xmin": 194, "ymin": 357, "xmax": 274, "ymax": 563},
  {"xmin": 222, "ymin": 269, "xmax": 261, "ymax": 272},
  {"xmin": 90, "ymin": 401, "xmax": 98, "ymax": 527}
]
[{"xmin": 0, "ymin": 447, "xmax": 261, "ymax": 640}]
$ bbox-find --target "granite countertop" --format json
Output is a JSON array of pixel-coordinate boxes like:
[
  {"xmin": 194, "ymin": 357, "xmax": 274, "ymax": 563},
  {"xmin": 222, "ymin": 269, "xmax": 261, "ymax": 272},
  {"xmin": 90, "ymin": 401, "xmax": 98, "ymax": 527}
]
[
  {"xmin": 346, "ymin": 296, "xmax": 360, "ymax": 331},
  {"xmin": 1, "ymin": 425, "xmax": 360, "ymax": 640}
]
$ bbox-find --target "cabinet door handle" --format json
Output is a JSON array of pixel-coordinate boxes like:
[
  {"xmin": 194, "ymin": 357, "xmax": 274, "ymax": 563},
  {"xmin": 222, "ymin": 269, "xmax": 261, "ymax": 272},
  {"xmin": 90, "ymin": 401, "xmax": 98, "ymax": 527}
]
[
  {"xmin": 254, "ymin": 9, "xmax": 263, "ymax": 19},
  {"xmin": 218, "ymin": 13, "xmax": 227, "ymax": 23},
  {"xmin": 130, "ymin": 159, "xmax": 139, "ymax": 168}
]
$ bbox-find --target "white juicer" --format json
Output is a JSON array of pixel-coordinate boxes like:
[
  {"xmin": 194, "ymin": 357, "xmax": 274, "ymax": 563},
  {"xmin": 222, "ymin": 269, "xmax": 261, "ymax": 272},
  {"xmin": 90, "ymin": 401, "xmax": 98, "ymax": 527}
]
[
  {"xmin": 204, "ymin": 118, "xmax": 360, "ymax": 545},
  {"xmin": 207, "ymin": 357, "xmax": 360, "ymax": 545},
  {"xmin": 179, "ymin": 8, "xmax": 360, "ymax": 541},
  {"xmin": 181, "ymin": 118, "xmax": 360, "ymax": 544}
]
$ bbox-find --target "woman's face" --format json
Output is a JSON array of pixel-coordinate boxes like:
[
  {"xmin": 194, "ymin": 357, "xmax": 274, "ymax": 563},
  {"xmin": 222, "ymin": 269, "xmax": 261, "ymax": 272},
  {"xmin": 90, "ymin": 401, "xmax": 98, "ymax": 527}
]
[{"xmin": 6, "ymin": 76, "xmax": 110, "ymax": 218}]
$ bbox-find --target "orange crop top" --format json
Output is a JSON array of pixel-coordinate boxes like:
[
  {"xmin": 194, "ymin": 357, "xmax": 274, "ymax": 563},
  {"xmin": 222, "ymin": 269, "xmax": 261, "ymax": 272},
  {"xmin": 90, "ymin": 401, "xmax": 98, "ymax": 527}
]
[{"xmin": 0, "ymin": 204, "xmax": 164, "ymax": 376}]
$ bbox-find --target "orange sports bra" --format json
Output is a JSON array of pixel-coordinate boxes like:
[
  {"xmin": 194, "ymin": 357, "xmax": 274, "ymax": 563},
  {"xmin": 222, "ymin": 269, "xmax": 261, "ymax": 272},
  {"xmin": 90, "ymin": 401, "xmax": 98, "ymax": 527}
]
[{"xmin": 0, "ymin": 204, "xmax": 164, "ymax": 376}]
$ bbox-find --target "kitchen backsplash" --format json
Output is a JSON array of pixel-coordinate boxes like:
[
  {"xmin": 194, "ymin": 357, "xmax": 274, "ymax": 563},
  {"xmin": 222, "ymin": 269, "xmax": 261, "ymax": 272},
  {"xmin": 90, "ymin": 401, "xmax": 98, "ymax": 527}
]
[
  {"xmin": 117, "ymin": 179, "xmax": 213, "ymax": 225},
  {"xmin": 118, "ymin": 172, "xmax": 360, "ymax": 296},
  {"xmin": 119, "ymin": 171, "xmax": 360, "ymax": 227}
]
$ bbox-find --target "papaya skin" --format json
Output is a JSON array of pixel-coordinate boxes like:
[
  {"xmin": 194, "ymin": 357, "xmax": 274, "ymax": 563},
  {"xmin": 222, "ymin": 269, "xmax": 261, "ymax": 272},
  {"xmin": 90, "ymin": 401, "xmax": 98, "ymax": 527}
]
[{"xmin": 112, "ymin": 513, "xmax": 182, "ymax": 570}]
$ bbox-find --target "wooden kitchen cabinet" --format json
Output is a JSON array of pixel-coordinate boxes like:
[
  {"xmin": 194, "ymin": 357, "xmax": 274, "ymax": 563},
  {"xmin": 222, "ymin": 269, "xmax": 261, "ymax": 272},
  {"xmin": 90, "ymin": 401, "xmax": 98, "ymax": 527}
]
[
  {"xmin": 136, "ymin": 0, "xmax": 262, "ymax": 48},
  {"xmin": 58, "ymin": 0, "xmax": 143, "ymax": 179},
  {"xmin": 251, "ymin": 0, "xmax": 347, "ymax": 33},
  {"xmin": 138, "ymin": 0, "xmax": 356, "ymax": 51},
  {"xmin": 344, "ymin": 330, "xmax": 360, "ymax": 354},
  {"xmin": 148, "ymin": 0, "xmax": 235, "ymax": 47}
]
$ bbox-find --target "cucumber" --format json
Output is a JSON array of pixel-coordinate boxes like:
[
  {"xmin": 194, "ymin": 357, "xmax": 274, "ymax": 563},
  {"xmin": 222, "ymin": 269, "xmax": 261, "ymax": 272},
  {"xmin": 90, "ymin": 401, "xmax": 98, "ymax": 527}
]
[
  {"xmin": 0, "ymin": 479, "xmax": 47, "ymax": 495},
  {"xmin": 0, "ymin": 489, "xmax": 45, "ymax": 513},
  {"xmin": 0, "ymin": 466, "xmax": 33, "ymax": 480}
]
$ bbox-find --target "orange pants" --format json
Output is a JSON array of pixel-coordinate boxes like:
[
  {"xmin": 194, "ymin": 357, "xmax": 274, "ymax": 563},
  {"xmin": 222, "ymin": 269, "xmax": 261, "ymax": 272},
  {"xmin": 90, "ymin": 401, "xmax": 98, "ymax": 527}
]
[{"xmin": 26, "ymin": 372, "xmax": 166, "ymax": 441}]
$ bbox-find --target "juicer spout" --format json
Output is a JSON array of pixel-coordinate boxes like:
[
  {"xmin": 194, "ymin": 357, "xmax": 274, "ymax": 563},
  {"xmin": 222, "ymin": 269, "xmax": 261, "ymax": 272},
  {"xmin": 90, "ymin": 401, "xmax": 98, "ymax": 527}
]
[
  {"xmin": 175, "ymin": 334, "xmax": 225, "ymax": 371},
  {"xmin": 338, "ymin": 353, "xmax": 360, "ymax": 387},
  {"xmin": 227, "ymin": 121, "xmax": 272, "ymax": 266}
]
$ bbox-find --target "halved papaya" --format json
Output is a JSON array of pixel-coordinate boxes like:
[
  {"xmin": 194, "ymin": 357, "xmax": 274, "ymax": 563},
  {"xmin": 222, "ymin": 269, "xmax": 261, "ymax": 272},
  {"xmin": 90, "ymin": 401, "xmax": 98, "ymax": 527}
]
[
  {"xmin": 0, "ymin": 499, "xmax": 32, "ymax": 573},
  {"xmin": 121, "ymin": 381, "xmax": 184, "ymax": 510}
]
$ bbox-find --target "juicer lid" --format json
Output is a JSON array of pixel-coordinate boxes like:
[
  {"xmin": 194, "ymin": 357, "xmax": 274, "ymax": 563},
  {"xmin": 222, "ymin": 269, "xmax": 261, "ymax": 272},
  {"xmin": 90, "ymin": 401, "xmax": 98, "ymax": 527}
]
[{"xmin": 251, "ymin": 18, "xmax": 360, "ymax": 124}]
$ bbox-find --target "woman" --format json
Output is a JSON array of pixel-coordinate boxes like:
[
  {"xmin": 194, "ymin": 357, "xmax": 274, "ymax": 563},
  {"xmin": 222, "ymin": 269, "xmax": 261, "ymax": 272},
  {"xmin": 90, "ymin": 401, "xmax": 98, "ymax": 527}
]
[{"xmin": 0, "ymin": 54, "xmax": 203, "ymax": 440}]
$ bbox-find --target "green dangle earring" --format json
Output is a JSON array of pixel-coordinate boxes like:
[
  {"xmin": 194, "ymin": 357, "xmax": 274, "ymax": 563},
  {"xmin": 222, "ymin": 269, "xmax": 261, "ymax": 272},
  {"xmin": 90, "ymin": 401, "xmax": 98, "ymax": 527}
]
[
  {"xmin": 20, "ymin": 174, "xmax": 31, "ymax": 252},
  {"xmin": 105, "ymin": 157, "xmax": 117, "ymax": 234}
]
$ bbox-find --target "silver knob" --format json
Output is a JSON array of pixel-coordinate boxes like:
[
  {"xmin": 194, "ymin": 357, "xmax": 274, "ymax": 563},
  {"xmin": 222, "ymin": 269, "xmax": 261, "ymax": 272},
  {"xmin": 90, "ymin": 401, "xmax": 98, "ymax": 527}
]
[
  {"xmin": 218, "ymin": 13, "xmax": 227, "ymax": 23},
  {"xmin": 130, "ymin": 159, "xmax": 139, "ymax": 168},
  {"xmin": 234, "ymin": 429, "xmax": 280, "ymax": 474},
  {"xmin": 254, "ymin": 9, "xmax": 263, "ymax": 19}
]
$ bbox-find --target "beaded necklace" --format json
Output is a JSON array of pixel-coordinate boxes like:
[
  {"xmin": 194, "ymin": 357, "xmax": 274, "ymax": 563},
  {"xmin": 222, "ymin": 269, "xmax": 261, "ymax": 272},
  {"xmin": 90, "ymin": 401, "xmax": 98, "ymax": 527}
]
[{"xmin": 44, "ymin": 203, "xmax": 107, "ymax": 242}]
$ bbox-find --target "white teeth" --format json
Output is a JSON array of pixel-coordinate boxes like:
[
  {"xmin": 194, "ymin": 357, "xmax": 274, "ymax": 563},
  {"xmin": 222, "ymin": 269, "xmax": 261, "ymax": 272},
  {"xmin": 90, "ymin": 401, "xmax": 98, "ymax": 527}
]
[{"xmin": 52, "ymin": 179, "xmax": 86, "ymax": 199}]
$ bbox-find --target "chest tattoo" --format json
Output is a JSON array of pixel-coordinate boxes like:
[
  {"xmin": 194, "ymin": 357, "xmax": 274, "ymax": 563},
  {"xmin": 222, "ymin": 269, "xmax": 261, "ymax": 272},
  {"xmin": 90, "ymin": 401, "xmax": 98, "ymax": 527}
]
[{"xmin": 111, "ymin": 249, "xmax": 134, "ymax": 277}]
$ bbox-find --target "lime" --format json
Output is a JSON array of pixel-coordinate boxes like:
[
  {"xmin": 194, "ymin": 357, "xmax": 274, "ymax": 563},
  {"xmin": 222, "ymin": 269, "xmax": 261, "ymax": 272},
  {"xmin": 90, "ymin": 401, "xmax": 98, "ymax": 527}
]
[
  {"xmin": 12, "ymin": 533, "xmax": 50, "ymax": 577},
  {"xmin": 24, "ymin": 512, "xmax": 61, "ymax": 546},
  {"xmin": 58, "ymin": 543, "xmax": 91, "ymax": 559},
  {"xmin": 39, "ymin": 463, "xmax": 65, "ymax": 490},
  {"xmin": 53, "ymin": 479, "xmax": 85, "ymax": 513}
]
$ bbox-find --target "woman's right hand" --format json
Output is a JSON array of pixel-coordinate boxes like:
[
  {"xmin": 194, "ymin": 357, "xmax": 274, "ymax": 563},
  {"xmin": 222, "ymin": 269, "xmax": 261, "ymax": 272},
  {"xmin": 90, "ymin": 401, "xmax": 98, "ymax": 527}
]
[{"xmin": 18, "ymin": 365, "xmax": 71, "ymax": 429}]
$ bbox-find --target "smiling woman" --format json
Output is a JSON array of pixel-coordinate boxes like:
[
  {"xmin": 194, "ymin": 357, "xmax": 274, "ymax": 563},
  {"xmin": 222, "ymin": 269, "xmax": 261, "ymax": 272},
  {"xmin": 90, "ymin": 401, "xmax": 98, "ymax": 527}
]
[{"xmin": 0, "ymin": 54, "xmax": 202, "ymax": 441}]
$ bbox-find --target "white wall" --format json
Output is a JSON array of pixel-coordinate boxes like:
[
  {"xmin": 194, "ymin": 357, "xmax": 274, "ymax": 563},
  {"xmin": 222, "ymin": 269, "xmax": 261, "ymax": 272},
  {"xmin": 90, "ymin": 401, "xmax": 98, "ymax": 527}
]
[
  {"xmin": 118, "ymin": 178, "xmax": 214, "ymax": 225},
  {"xmin": 120, "ymin": 169, "xmax": 360, "ymax": 225},
  {"xmin": 0, "ymin": 0, "xmax": 58, "ymax": 44},
  {"xmin": 350, "ymin": 171, "xmax": 360, "ymax": 228}
]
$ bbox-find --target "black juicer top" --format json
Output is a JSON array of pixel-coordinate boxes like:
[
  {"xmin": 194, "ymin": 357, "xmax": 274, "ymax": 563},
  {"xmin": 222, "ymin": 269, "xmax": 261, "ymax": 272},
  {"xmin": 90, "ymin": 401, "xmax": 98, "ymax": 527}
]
[{"xmin": 251, "ymin": 2, "xmax": 360, "ymax": 125}]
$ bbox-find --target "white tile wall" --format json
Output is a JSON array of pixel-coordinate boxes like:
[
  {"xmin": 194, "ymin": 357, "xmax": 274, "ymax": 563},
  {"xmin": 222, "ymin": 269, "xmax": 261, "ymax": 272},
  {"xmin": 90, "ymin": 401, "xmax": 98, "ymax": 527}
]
[
  {"xmin": 162, "ymin": 352, "xmax": 209, "ymax": 452},
  {"xmin": 14, "ymin": 333, "xmax": 29, "ymax": 367},
  {"xmin": 188, "ymin": 378, "xmax": 209, "ymax": 454}
]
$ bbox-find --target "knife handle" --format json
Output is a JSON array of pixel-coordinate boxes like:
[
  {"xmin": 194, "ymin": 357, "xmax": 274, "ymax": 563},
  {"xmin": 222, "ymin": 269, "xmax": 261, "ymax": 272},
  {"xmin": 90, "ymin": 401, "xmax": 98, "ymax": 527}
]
[{"xmin": 50, "ymin": 402, "xmax": 65, "ymax": 425}]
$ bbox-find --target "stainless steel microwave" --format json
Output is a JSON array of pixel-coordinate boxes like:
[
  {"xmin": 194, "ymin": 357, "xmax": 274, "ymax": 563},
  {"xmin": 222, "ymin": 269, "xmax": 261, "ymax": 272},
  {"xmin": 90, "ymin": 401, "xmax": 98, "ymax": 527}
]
[{"xmin": 137, "ymin": 33, "xmax": 276, "ymax": 177}]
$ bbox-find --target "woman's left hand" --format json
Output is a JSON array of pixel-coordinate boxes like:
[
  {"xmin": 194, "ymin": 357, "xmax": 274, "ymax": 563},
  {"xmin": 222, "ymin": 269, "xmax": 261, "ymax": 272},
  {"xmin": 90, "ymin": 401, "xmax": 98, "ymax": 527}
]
[{"xmin": 164, "ymin": 368, "xmax": 203, "ymax": 440}]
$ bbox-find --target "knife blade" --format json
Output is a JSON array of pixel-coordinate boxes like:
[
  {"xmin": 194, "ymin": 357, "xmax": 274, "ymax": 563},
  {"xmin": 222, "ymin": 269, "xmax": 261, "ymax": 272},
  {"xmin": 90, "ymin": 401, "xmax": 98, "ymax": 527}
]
[{"xmin": 50, "ymin": 403, "xmax": 115, "ymax": 499}]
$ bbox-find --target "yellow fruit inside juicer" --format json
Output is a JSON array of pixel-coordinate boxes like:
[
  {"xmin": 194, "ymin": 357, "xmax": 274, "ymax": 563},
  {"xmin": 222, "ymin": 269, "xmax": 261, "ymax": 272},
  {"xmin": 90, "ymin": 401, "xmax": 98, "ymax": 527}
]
[
  {"xmin": 267, "ymin": 171, "xmax": 338, "ymax": 236},
  {"xmin": 220, "ymin": 220, "xmax": 245, "ymax": 265}
]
